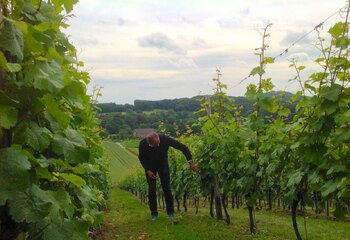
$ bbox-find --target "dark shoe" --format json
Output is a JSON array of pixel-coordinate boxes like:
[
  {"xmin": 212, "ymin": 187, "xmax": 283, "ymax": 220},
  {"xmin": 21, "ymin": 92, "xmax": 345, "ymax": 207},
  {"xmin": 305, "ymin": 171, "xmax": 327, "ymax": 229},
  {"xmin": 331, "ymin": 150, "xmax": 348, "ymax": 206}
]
[
  {"xmin": 167, "ymin": 212, "xmax": 175, "ymax": 219},
  {"xmin": 151, "ymin": 214, "xmax": 158, "ymax": 221}
]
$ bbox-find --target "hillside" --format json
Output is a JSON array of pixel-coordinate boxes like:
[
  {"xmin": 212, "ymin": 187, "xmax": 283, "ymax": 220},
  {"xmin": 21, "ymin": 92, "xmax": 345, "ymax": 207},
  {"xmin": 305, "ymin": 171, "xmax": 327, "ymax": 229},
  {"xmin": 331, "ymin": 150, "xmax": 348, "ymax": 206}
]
[
  {"xmin": 97, "ymin": 91, "xmax": 295, "ymax": 113},
  {"xmin": 97, "ymin": 92, "xmax": 296, "ymax": 137},
  {"xmin": 102, "ymin": 141, "xmax": 140, "ymax": 184}
]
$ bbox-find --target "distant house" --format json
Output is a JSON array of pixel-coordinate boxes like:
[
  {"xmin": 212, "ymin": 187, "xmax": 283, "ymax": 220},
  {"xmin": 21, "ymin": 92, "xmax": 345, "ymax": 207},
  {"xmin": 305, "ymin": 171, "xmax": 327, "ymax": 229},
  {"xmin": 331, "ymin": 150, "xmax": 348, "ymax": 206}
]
[{"xmin": 132, "ymin": 128, "xmax": 155, "ymax": 138}]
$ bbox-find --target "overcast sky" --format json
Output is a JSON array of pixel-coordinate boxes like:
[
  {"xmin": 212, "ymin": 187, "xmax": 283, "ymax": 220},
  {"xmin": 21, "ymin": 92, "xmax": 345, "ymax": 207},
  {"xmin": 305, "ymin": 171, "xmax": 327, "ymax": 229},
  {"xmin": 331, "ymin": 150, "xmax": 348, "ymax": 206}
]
[{"xmin": 64, "ymin": 0, "xmax": 347, "ymax": 104}]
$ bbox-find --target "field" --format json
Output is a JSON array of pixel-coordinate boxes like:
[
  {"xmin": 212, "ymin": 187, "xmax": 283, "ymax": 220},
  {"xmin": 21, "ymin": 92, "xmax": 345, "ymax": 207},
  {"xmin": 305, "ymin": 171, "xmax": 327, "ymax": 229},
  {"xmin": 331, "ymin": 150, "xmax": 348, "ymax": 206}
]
[
  {"xmin": 120, "ymin": 139, "xmax": 139, "ymax": 156},
  {"xmin": 97, "ymin": 141, "xmax": 350, "ymax": 240},
  {"xmin": 102, "ymin": 141, "xmax": 140, "ymax": 184}
]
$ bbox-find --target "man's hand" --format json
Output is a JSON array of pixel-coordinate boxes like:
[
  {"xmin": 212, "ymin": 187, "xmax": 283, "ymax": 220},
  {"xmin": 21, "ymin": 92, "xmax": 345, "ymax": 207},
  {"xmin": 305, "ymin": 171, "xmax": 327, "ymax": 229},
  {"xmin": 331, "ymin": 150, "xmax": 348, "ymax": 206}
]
[
  {"xmin": 188, "ymin": 160, "xmax": 199, "ymax": 172},
  {"xmin": 146, "ymin": 170, "xmax": 157, "ymax": 179}
]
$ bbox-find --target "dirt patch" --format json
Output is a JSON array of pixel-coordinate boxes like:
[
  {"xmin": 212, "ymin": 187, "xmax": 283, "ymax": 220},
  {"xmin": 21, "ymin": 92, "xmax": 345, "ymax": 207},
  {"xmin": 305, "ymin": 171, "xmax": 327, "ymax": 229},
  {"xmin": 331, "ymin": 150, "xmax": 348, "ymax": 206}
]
[
  {"xmin": 137, "ymin": 232, "xmax": 149, "ymax": 240},
  {"xmin": 90, "ymin": 222, "xmax": 118, "ymax": 240}
]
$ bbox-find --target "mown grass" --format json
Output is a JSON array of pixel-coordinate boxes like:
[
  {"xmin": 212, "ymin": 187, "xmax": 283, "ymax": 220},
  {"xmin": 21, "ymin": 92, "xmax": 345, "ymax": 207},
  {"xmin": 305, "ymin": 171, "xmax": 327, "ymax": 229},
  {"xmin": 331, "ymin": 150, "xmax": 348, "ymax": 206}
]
[
  {"xmin": 120, "ymin": 139, "xmax": 139, "ymax": 156},
  {"xmin": 121, "ymin": 139, "xmax": 139, "ymax": 149},
  {"xmin": 102, "ymin": 141, "xmax": 140, "ymax": 184},
  {"xmin": 99, "ymin": 188, "xmax": 350, "ymax": 240}
]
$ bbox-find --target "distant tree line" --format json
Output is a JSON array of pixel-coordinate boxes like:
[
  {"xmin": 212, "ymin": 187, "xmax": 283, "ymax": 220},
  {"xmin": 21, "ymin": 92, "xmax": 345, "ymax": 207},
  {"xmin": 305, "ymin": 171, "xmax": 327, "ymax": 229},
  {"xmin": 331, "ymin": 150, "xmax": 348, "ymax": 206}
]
[
  {"xmin": 98, "ymin": 109, "xmax": 198, "ymax": 138},
  {"xmin": 96, "ymin": 97, "xmax": 202, "ymax": 113},
  {"xmin": 134, "ymin": 97, "xmax": 202, "ymax": 111},
  {"xmin": 97, "ymin": 92, "xmax": 296, "ymax": 139},
  {"xmin": 96, "ymin": 103, "xmax": 135, "ymax": 112}
]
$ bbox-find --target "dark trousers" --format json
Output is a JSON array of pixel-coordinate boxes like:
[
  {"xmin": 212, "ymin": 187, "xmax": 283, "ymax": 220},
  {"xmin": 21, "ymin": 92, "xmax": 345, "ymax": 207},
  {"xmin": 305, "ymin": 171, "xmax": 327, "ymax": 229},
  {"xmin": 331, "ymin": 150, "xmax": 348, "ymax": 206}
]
[{"xmin": 146, "ymin": 168, "xmax": 174, "ymax": 216}]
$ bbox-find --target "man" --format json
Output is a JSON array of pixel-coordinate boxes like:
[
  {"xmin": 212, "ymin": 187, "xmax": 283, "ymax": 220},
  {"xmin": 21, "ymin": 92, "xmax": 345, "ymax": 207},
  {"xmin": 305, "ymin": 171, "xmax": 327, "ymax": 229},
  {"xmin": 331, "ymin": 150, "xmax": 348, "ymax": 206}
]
[{"xmin": 138, "ymin": 131, "xmax": 198, "ymax": 220}]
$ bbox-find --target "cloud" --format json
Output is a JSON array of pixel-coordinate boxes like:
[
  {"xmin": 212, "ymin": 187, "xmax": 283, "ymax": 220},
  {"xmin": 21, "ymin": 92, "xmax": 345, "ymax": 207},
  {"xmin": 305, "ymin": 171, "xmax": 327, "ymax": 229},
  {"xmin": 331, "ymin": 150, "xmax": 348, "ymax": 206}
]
[
  {"xmin": 217, "ymin": 17, "xmax": 240, "ymax": 28},
  {"xmin": 137, "ymin": 32, "xmax": 186, "ymax": 55},
  {"xmin": 217, "ymin": 8, "xmax": 251, "ymax": 28},
  {"xmin": 155, "ymin": 15, "xmax": 190, "ymax": 26},
  {"xmin": 74, "ymin": 36, "xmax": 99, "ymax": 46},
  {"xmin": 116, "ymin": 17, "xmax": 135, "ymax": 27},
  {"xmin": 90, "ymin": 74, "xmax": 212, "ymax": 104},
  {"xmin": 180, "ymin": 16, "xmax": 200, "ymax": 26},
  {"xmin": 193, "ymin": 49, "xmax": 257, "ymax": 69},
  {"xmin": 270, "ymin": 43, "xmax": 321, "ymax": 63},
  {"xmin": 281, "ymin": 30, "xmax": 314, "ymax": 46},
  {"xmin": 66, "ymin": 0, "xmax": 345, "ymax": 104},
  {"xmin": 155, "ymin": 57, "xmax": 197, "ymax": 69},
  {"xmin": 286, "ymin": 52, "xmax": 310, "ymax": 62},
  {"xmin": 192, "ymin": 37, "xmax": 208, "ymax": 48}
]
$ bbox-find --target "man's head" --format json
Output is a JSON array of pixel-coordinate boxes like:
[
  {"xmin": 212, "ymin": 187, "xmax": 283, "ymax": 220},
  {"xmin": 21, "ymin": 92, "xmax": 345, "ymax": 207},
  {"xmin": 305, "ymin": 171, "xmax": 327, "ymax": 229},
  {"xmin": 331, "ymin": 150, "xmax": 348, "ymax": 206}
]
[{"xmin": 146, "ymin": 132, "xmax": 160, "ymax": 147}]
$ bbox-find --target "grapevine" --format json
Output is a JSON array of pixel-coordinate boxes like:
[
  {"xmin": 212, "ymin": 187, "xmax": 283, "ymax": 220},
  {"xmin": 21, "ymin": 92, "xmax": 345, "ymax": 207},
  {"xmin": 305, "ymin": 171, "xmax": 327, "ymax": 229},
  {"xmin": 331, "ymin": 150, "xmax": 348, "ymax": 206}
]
[{"xmin": 0, "ymin": 1, "xmax": 110, "ymax": 239}]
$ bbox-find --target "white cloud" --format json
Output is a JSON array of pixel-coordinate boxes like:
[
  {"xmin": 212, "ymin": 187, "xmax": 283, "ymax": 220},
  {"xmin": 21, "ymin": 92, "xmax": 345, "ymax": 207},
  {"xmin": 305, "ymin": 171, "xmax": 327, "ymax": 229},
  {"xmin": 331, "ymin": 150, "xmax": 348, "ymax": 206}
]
[
  {"xmin": 65, "ymin": 0, "xmax": 346, "ymax": 104},
  {"xmin": 137, "ymin": 32, "xmax": 186, "ymax": 55}
]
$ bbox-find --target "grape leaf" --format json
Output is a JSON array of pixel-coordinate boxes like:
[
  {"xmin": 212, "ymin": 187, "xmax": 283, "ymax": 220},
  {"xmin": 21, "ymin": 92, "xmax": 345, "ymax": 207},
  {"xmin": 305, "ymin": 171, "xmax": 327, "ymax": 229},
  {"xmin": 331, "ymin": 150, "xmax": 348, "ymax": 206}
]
[
  {"xmin": 13, "ymin": 121, "xmax": 51, "ymax": 151},
  {"xmin": 43, "ymin": 218, "xmax": 89, "ymax": 240},
  {"xmin": 60, "ymin": 173, "xmax": 86, "ymax": 187},
  {"xmin": 52, "ymin": 0, "xmax": 79, "ymax": 14},
  {"xmin": 48, "ymin": 188, "xmax": 75, "ymax": 219},
  {"xmin": 24, "ymin": 60, "xmax": 65, "ymax": 93},
  {"xmin": 42, "ymin": 94, "xmax": 71, "ymax": 128},
  {"xmin": 0, "ymin": 20, "xmax": 24, "ymax": 61},
  {"xmin": 320, "ymin": 180, "xmax": 338, "ymax": 197},
  {"xmin": 0, "ymin": 147, "xmax": 31, "ymax": 205},
  {"xmin": 9, "ymin": 185, "xmax": 52, "ymax": 222},
  {"xmin": 52, "ymin": 134, "xmax": 89, "ymax": 163},
  {"xmin": 64, "ymin": 128, "xmax": 87, "ymax": 148},
  {"xmin": 0, "ymin": 104, "xmax": 18, "ymax": 129}
]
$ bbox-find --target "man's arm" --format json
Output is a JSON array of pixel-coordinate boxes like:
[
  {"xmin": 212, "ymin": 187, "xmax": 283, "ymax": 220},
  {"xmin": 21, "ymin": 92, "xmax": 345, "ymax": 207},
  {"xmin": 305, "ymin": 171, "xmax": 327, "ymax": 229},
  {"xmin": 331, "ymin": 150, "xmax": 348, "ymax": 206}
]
[
  {"xmin": 165, "ymin": 135, "xmax": 192, "ymax": 162},
  {"xmin": 164, "ymin": 135, "xmax": 199, "ymax": 172}
]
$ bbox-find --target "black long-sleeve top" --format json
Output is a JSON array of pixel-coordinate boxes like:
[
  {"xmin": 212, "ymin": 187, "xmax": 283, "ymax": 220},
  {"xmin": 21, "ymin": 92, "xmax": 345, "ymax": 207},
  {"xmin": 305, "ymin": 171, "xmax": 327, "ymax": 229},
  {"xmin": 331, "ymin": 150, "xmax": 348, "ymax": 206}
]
[{"xmin": 138, "ymin": 134, "xmax": 192, "ymax": 171}]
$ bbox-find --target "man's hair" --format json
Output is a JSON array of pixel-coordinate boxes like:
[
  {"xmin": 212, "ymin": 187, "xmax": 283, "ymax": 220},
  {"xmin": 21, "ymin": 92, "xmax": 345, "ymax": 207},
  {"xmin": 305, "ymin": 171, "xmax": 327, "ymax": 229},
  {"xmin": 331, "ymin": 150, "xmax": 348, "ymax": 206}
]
[{"xmin": 146, "ymin": 132, "xmax": 158, "ymax": 145}]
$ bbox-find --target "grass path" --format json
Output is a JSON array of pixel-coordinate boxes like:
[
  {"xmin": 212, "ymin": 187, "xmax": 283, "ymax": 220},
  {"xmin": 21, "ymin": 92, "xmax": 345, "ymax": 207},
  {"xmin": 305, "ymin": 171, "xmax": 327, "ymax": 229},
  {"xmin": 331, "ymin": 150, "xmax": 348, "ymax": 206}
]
[
  {"xmin": 97, "ymin": 188, "xmax": 350, "ymax": 240},
  {"xmin": 97, "ymin": 188, "xmax": 243, "ymax": 240}
]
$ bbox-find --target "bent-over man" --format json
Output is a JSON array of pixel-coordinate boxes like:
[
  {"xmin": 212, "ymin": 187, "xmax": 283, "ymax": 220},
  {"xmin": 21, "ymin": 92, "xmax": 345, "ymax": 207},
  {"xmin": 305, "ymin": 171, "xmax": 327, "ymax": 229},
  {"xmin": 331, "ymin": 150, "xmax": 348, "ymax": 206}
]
[{"xmin": 138, "ymin": 131, "xmax": 198, "ymax": 220}]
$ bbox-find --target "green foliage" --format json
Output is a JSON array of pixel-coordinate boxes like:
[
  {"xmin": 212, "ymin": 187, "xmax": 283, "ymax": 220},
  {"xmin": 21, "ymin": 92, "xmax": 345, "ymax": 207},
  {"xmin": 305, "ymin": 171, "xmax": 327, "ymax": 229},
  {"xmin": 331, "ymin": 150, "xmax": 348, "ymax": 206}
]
[
  {"xmin": 0, "ymin": 147, "xmax": 31, "ymax": 205},
  {"xmin": 101, "ymin": 10, "xmax": 350, "ymax": 240},
  {"xmin": 99, "ymin": 108, "xmax": 199, "ymax": 137},
  {"xmin": 0, "ymin": 1, "xmax": 110, "ymax": 239},
  {"xmin": 134, "ymin": 97, "xmax": 201, "ymax": 112},
  {"xmin": 97, "ymin": 92, "xmax": 296, "ymax": 138},
  {"xmin": 120, "ymin": 17, "xmax": 350, "ymax": 238}
]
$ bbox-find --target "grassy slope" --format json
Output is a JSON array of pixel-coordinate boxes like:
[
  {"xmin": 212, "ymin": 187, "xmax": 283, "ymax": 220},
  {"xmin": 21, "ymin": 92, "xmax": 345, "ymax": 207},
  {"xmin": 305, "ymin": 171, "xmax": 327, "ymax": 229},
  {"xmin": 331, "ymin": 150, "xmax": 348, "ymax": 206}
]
[
  {"xmin": 102, "ymin": 141, "xmax": 140, "ymax": 184},
  {"xmin": 99, "ymin": 141, "xmax": 350, "ymax": 240},
  {"xmin": 120, "ymin": 139, "xmax": 139, "ymax": 157}
]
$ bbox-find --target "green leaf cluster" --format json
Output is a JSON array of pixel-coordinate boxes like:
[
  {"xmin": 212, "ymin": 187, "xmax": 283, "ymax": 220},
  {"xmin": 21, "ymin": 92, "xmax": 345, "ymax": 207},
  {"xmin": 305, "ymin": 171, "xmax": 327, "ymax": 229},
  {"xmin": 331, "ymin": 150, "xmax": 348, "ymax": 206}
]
[
  {"xmin": 119, "ymin": 14, "xmax": 350, "ymax": 237},
  {"xmin": 0, "ymin": 1, "xmax": 110, "ymax": 239}
]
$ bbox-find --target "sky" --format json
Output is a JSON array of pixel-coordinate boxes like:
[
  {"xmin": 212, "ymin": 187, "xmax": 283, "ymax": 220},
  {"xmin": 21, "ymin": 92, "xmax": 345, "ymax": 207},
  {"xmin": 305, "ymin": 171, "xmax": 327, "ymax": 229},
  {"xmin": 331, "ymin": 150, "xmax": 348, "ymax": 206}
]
[{"xmin": 64, "ymin": 0, "xmax": 348, "ymax": 104}]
